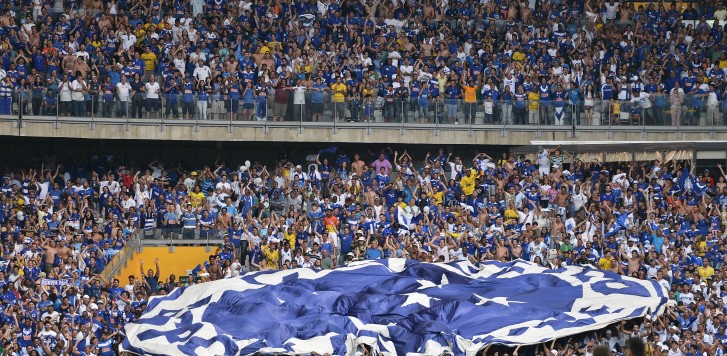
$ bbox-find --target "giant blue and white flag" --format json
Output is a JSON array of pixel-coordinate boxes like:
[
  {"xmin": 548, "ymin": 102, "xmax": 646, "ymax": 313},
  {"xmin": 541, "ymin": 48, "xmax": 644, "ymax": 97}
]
[
  {"xmin": 396, "ymin": 206, "xmax": 413, "ymax": 228},
  {"xmin": 121, "ymin": 259, "xmax": 672, "ymax": 356}
]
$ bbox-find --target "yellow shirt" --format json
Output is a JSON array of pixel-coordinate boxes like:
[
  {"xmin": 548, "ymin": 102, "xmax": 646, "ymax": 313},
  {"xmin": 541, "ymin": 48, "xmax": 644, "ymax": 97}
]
[
  {"xmin": 430, "ymin": 191, "xmax": 443, "ymax": 205},
  {"xmin": 141, "ymin": 52, "xmax": 157, "ymax": 72},
  {"xmin": 284, "ymin": 232, "xmax": 297, "ymax": 250},
  {"xmin": 331, "ymin": 83, "xmax": 347, "ymax": 102},
  {"xmin": 262, "ymin": 245, "xmax": 280, "ymax": 268},
  {"xmin": 296, "ymin": 64, "xmax": 311, "ymax": 74},
  {"xmin": 133, "ymin": 29, "xmax": 146, "ymax": 40},
  {"xmin": 462, "ymin": 85, "xmax": 477, "ymax": 103},
  {"xmin": 504, "ymin": 209, "xmax": 519, "ymax": 221},
  {"xmin": 460, "ymin": 173, "xmax": 475, "ymax": 195},
  {"xmin": 599, "ymin": 257, "xmax": 613, "ymax": 270},
  {"xmin": 719, "ymin": 59, "xmax": 727, "ymax": 69},
  {"xmin": 697, "ymin": 240, "xmax": 707, "ymax": 256},
  {"xmin": 437, "ymin": 76, "xmax": 447, "ymax": 91},
  {"xmin": 697, "ymin": 265, "xmax": 714, "ymax": 280},
  {"xmin": 189, "ymin": 191, "xmax": 205, "ymax": 208},
  {"xmin": 528, "ymin": 92, "xmax": 540, "ymax": 110}
]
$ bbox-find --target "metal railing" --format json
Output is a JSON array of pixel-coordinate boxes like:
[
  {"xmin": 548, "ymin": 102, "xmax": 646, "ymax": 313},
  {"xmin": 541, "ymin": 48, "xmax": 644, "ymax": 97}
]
[
  {"xmin": 100, "ymin": 230, "xmax": 142, "ymax": 281},
  {"xmin": 2, "ymin": 89, "xmax": 726, "ymax": 138}
]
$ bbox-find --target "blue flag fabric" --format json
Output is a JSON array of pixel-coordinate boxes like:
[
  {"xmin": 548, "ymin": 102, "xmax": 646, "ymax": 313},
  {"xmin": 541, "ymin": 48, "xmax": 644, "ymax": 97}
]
[
  {"xmin": 121, "ymin": 259, "xmax": 672, "ymax": 356},
  {"xmin": 318, "ymin": 146, "xmax": 338, "ymax": 155}
]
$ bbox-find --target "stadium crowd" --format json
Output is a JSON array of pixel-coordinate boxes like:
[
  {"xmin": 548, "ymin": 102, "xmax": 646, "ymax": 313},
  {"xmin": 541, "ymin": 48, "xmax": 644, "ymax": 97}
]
[
  {"xmin": 0, "ymin": 0, "xmax": 725, "ymax": 125},
  {"xmin": 0, "ymin": 0, "xmax": 724, "ymax": 352},
  {"xmin": 0, "ymin": 143, "xmax": 725, "ymax": 355}
]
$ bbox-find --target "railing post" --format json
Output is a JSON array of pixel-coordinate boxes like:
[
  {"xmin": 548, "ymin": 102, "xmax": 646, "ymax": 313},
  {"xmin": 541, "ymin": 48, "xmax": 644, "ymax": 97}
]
[
  {"xmin": 55, "ymin": 92, "xmax": 60, "ymax": 129},
  {"xmin": 400, "ymin": 100, "xmax": 405, "ymax": 135},
  {"xmin": 90, "ymin": 94, "xmax": 96, "ymax": 130},
  {"xmin": 228, "ymin": 95, "xmax": 233, "ymax": 133},
  {"xmin": 17, "ymin": 91, "xmax": 22, "ymax": 130}
]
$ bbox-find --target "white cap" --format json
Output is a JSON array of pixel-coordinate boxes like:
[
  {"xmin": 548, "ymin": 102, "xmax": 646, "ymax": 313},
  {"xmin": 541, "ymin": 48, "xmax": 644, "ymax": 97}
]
[
  {"xmin": 90, "ymin": 303, "xmax": 99, "ymax": 310},
  {"xmin": 83, "ymin": 295, "xmax": 90, "ymax": 299}
]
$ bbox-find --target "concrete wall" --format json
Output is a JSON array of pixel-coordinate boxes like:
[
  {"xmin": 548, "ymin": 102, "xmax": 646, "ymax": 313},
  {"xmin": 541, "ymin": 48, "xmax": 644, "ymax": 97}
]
[
  {"xmin": 1, "ymin": 117, "xmax": 725, "ymax": 145},
  {"xmin": 115, "ymin": 246, "xmax": 212, "ymax": 283}
]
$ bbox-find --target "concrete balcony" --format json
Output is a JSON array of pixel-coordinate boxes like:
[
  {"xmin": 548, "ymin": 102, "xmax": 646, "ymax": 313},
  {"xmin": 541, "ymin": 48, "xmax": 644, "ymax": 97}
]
[{"xmin": 1, "ymin": 115, "xmax": 725, "ymax": 146}]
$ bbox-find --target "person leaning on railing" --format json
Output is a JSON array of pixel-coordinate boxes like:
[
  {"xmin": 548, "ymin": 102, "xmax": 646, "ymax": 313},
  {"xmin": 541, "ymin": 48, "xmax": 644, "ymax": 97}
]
[
  {"xmin": 0, "ymin": 76, "xmax": 13, "ymax": 115},
  {"xmin": 705, "ymin": 84, "xmax": 720, "ymax": 126},
  {"xmin": 669, "ymin": 82, "xmax": 684, "ymax": 126}
]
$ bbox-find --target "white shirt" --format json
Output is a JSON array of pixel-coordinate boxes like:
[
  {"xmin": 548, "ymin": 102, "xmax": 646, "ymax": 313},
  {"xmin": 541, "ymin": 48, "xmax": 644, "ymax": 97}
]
[
  {"xmin": 190, "ymin": 0, "xmax": 206, "ymax": 15},
  {"xmin": 604, "ymin": 2, "xmax": 619, "ymax": 19},
  {"xmin": 503, "ymin": 76, "xmax": 516, "ymax": 93},
  {"xmin": 631, "ymin": 92, "xmax": 651, "ymax": 109},
  {"xmin": 292, "ymin": 86, "xmax": 306, "ymax": 104},
  {"xmin": 528, "ymin": 241, "xmax": 547, "ymax": 261},
  {"xmin": 145, "ymin": 82, "xmax": 160, "ymax": 99},
  {"xmin": 71, "ymin": 79, "xmax": 85, "ymax": 101},
  {"xmin": 173, "ymin": 58, "xmax": 186, "ymax": 75},
  {"xmin": 707, "ymin": 91, "xmax": 719, "ymax": 107},
  {"xmin": 116, "ymin": 82, "xmax": 131, "ymax": 101},
  {"xmin": 121, "ymin": 33, "xmax": 137, "ymax": 50},
  {"xmin": 59, "ymin": 81, "xmax": 73, "ymax": 101},
  {"xmin": 193, "ymin": 65, "xmax": 211, "ymax": 82},
  {"xmin": 572, "ymin": 192, "xmax": 587, "ymax": 211}
]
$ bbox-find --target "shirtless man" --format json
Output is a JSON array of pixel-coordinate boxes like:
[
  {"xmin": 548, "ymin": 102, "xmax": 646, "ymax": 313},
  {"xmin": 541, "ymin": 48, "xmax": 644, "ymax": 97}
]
[
  {"xmin": 420, "ymin": 40, "xmax": 434, "ymax": 58},
  {"xmin": 362, "ymin": 0, "xmax": 380, "ymax": 18},
  {"xmin": 97, "ymin": 13, "xmax": 113, "ymax": 31},
  {"xmin": 41, "ymin": 238, "xmax": 60, "ymax": 274},
  {"xmin": 551, "ymin": 215, "xmax": 565, "ymax": 236},
  {"xmin": 627, "ymin": 252, "xmax": 641, "ymax": 275},
  {"xmin": 207, "ymin": 255, "xmax": 222, "ymax": 280},
  {"xmin": 555, "ymin": 186, "xmax": 569, "ymax": 216},
  {"xmin": 509, "ymin": 235, "xmax": 523, "ymax": 259},
  {"xmin": 216, "ymin": 207, "xmax": 232, "ymax": 231},
  {"xmin": 73, "ymin": 57, "xmax": 91, "ymax": 78},
  {"xmin": 62, "ymin": 52, "xmax": 78, "ymax": 73},
  {"xmin": 494, "ymin": 238, "xmax": 510, "ymax": 261},
  {"xmin": 519, "ymin": 1, "xmax": 531, "ymax": 21},
  {"xmin": 254, "ymin": 52, "xmax": 275, "ymax": 70},
  {"xmin": 0, "ymin": 11, "xmax": 11, "ymax": 27},
  {"xmin": 351, "ymin": 154, "xmax": 366, "ymax": 176}
]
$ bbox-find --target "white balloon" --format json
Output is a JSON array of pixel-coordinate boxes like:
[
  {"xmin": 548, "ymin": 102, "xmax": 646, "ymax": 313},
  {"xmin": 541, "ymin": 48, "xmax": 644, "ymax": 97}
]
[
  {"xmin": 240, "ymin": 166, "xmax": 248, "ymax": 172},
  {"xmin": 423, "ymin": 206, "xmax": 430, "ymax": 214},
  {"xmin": 245, "ymin": 160, "xmax": 251, "ymax": 168},
  {"xmin": 254, "ymin": 177, "xmax": 262, "ymax": 185}
]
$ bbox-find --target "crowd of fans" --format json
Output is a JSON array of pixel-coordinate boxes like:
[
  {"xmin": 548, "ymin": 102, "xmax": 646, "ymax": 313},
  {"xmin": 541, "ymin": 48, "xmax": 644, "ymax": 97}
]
[
  {"xmin": 0, "ymin": 0, "xmax": 725, "ymax": 352},
  {"xmin": 0, "ymin": 0, "xmax": 726, "ymax": 125},
  {"xmin": 1, "ymin": 142, "xmax": 725, "ymax": 354}
]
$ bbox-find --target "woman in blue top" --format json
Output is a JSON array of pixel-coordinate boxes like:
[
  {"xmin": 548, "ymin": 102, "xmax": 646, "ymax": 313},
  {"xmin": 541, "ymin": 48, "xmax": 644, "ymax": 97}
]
[
  {"xmin": 652, "ymin": 86, "xmax": 668, "ymax": 126},
  {"xmin": 226, "ymin": 76, "xmax": 241, "ymax": 121},
  {"xmin": 418, "ymin": 82, "xmax": 430, "ymax": 123},
  {"xmin": 513, "ymin": 86, "xmax": 527, "ymax": 125},
  {"xmin": 196, "ymin": 78, "xmax": 211, "ymax": 120},
  {"xmin": 242, "ymin": 81, "xmax": 255, "ymax": 121},
  {"xmin": 180, "ymin": 76, "xmax": 195, "ymax": 120}
]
